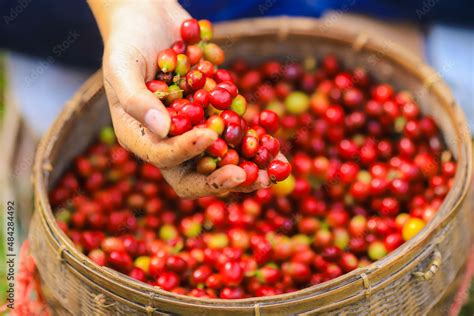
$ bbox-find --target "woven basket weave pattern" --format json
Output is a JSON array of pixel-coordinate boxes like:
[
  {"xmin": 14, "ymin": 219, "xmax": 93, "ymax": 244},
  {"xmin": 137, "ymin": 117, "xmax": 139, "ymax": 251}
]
[
  {"xmin": 29, "ymin": 18, "xmax": 472, "ymax": 315},
  {"xmin": 30, "ymin": 202, "xmax": 471, "ymax": 315}
]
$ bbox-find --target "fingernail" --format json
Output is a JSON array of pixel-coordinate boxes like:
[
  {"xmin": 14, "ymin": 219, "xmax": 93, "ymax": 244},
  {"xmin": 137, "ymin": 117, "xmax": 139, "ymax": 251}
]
[
  {"xmin": 262, "ymin": 180, "xmax": 272, "ymax": 188},
  {"xmin": 257, "ymin": 173, "xmax": 271, "ymax": 188},
  {"xmin": 234, "ymin": 174, "xmax": 245, "ymax": 183},
  {"xmin": 222, "ymin": 174, "xmax": 245, "ymax": 188},
  {"xmin": 195, "ymin": 129, "xmax": 217, "ymax": 149},
  {"xmin": 144, "ymin": 109, "xmax": 169, "ymax": 138},
  {"xmin": 257, "ymin": 179, "xmax": 271, "ymax": 189},
  {"xmin": 222, "ymin": 178, "xmax": 238, "ymax": 188}
]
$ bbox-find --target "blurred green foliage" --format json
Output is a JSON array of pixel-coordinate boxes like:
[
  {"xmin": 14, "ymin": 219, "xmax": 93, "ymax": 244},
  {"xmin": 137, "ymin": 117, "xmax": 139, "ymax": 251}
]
[{"xmin": 460, "ymin": 281, "xmax": 474, "ymax": 315}]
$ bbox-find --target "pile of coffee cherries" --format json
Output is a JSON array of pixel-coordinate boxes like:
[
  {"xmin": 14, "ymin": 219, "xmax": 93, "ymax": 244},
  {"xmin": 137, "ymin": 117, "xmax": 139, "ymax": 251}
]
[
  {"xmin": 50, "ymin": 52, "xmax": 457, "ymax": 299},
  {"xmin": 147, "ymin": 19, "xmax": 290, "ymax": 184}
]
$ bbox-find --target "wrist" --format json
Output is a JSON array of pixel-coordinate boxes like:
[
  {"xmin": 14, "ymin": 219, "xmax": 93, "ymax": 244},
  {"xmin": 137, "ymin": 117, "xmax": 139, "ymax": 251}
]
[{"xmin": 88, "ymin": 0, "xmax": 181, "ymax": 43}]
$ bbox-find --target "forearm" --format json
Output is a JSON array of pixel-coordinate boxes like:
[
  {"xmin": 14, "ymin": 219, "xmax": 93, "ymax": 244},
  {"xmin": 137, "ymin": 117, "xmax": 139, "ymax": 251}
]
[
  {"xmin": 88, "ymin": 0, "xmax": 188, "ymax": 59},
  {"xmin": 87, "ymin": 0, "xmax": 117, "ymax": 41},
  {"xmin": 88, "ymin": 0, "xmax": 182, "ymax": 43}
]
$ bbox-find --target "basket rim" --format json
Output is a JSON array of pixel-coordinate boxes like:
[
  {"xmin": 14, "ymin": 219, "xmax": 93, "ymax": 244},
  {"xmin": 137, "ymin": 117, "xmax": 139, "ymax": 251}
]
[{"xmin": 32, "ymin": 16, "xmax": 472, "ymax": 311}]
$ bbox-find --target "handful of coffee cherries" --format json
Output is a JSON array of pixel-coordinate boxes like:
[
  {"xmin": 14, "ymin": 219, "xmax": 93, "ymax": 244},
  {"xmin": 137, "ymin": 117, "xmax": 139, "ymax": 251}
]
[{"xmin": 146, "ymin": 19, "xmax": 291, "ymax": 185}]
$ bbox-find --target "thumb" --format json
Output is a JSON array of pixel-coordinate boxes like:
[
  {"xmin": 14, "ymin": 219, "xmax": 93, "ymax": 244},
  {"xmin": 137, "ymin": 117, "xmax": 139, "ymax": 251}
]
[{"xmin": 104, "ymin": 46, "xmax": 170, "ymax": 138}]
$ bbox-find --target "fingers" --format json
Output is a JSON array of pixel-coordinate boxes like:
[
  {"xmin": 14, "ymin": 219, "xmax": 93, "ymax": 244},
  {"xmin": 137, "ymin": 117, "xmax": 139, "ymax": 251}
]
[
  {"xmin": 104, "ymin": 46, "xmax": 170, "ymax": 138},
  {"xmin": 112, "ymin": 106, "xmax": 291, "ymax": 197},
  {"xmin": 160, "ymin": 151, "xmax": 291, "ymax": 199},
  {"xmin": 233, "ymin": 170, "xmax": 272, "ymax": 193},
  {"xmin": 204, "ymin": 153, "xmax": 288, "ymax": 194},
  {"xmin": 110, "ymin": 105, "xmax": 217, "ymax": 168},
  {"xmin": 274, "ymin": 152, "xmax": 289, "ymax": 163},
  {"xmin": 233, "ymin": 152, "xmax": 288, "ymax": 193},
  {"xmin": 161, "ymin": 165, "xmax": 247, "ymax": 199},
  {"xmin": 153, "ymin": 128, "xmax": 218, "ymax": 169},
  {"xmin": 124, "ymin": 87, "xmax": 171, "ymax": 139},
  {"xmin": 206, "ymin": 165, "xmax": 247, "ymax": 192}
]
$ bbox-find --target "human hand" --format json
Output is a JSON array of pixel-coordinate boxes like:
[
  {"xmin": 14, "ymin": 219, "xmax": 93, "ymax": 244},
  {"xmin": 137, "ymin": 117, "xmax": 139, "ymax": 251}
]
[{"xmin": 89, "ymin": 0, "xmax": 285, "ymax": 198}]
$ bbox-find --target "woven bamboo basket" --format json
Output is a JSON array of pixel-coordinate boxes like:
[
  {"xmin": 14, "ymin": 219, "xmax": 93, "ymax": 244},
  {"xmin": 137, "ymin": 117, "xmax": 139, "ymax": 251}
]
[{"xmin": 29, "ymin": 17, "xmax": 472, "ymax": 315}]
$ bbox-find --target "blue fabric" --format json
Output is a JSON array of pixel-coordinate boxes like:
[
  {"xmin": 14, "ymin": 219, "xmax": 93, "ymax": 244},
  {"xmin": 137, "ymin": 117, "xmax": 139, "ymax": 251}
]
[
  {"xmin": 0, "ymin": 1, "xmax": 473, "ymax": 131},
  {"xmin": 427, "ymin": 24, "xmax": 474, "ymax": 131},
  {"xmin": 0, "ymin": 0, "xmax": 102, "ymax": 68},
  {"xmin": 181, "ymin": 0, "xmax": 474, "ymax": 24},
  {"xmin": 1, "ymin": 0, "xmax": 473, "ymax": 68}
]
